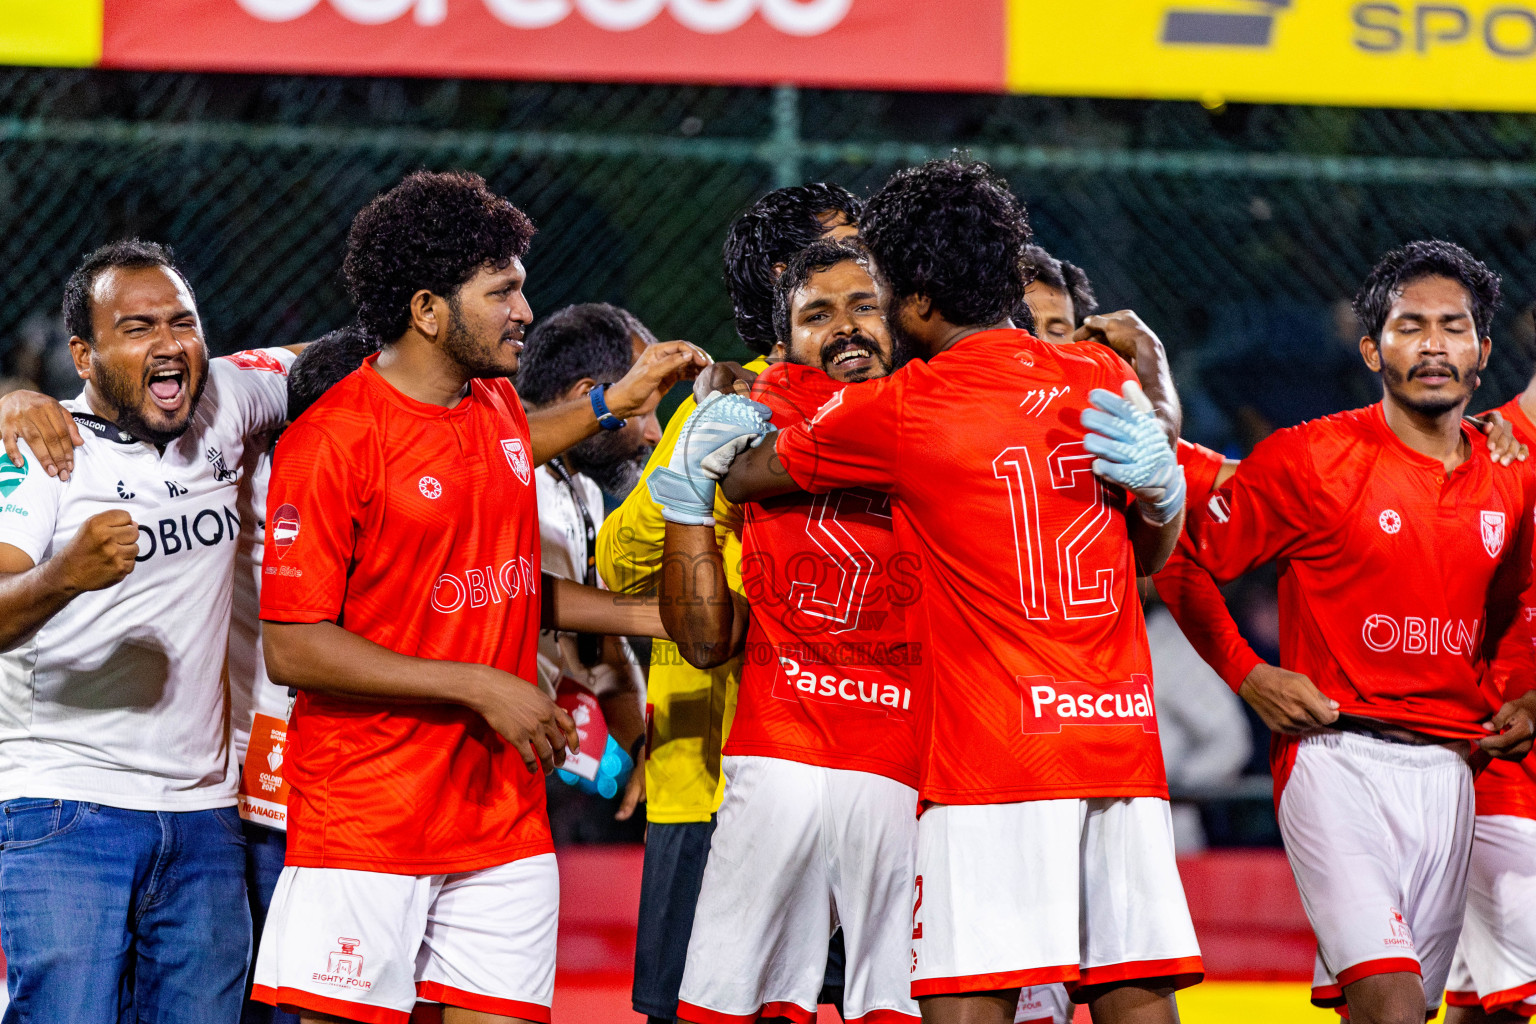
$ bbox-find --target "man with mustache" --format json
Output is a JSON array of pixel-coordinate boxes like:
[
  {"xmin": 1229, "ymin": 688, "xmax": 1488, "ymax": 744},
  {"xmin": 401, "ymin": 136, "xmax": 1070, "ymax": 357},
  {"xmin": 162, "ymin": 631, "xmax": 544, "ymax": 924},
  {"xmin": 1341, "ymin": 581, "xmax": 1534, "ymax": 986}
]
[
  {"xmin": 1165, "ymin": 240, "xmax": 1536, "ymax": 1024},
  {"xmin": 0, "ymin": 239, "xmax": 299, "ymax": 1020},
  {"xmin": 596, "ymin": 182, "xmax": 863, "ymax": 1024},
  {"xmin": 708, "ymin": 159, "xmax": 1200, "ymax": 1024},
  {"xmin": 251, "ymin": 171, "xmax": 693, "ymax": 1024},
  {"xmin": 650, "ymin": 239, "xmax": 920, "ymax": 1024}
]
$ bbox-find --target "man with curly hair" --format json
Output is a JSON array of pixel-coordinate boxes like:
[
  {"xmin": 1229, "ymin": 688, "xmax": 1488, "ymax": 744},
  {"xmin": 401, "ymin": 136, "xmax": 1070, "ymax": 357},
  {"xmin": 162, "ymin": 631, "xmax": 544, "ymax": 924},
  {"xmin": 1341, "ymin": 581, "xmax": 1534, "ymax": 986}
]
[
  {"xmin": 251, "ymin": 170, "xmax": 694, "ymax": 1024},
  {"xmin": 709, "ymin": 159, "xmax": 1200, "ymax": 1024}
]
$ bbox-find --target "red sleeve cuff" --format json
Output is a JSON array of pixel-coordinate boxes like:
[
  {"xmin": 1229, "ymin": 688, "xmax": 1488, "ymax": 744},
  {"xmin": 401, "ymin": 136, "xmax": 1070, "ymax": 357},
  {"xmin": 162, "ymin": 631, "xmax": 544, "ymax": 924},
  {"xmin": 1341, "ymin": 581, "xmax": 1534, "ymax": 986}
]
[{"xmin": 1176, "ymin": 439, "xmax": 1226, "ymax": 504}]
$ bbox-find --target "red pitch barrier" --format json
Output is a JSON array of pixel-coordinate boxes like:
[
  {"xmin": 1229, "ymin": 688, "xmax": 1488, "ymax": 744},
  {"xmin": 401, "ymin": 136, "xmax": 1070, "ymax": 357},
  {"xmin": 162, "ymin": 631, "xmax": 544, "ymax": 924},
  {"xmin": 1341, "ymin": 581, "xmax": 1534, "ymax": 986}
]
[{"xmin": 547, "ymin": 843, "xmax": 1316, "ymax": 1022}]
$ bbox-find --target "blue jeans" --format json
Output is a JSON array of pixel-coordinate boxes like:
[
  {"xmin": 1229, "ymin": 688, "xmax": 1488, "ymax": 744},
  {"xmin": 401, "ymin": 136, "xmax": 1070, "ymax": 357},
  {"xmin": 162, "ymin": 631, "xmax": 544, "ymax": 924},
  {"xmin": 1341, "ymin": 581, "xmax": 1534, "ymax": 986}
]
[
  {"xmin": 240, "ymin": 821, "xmax": 296, "ymax": 1024},
  {"xmin": 0, "ymin": 800, "xmax": 251, "ymax": 1024}
]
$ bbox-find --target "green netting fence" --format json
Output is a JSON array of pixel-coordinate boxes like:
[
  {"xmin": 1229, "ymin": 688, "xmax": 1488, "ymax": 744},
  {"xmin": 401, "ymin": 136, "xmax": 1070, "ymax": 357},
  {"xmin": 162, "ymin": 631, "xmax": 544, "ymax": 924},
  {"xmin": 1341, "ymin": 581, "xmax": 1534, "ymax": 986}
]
[{"xmin": 6, "ymin": 69, "xmax": 1536, "ymax": 452}]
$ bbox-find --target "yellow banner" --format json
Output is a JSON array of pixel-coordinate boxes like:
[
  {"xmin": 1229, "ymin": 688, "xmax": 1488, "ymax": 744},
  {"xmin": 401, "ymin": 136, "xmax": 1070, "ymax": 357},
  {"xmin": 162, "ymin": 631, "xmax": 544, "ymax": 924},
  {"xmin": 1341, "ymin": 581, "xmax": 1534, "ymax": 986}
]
[
  {"xmin": 0, "ymin": 0, "xmax": 102, "ymax": 67},
  {"xmin": 1008, "ymin": 0, "xmax": 1536, "ymax": 111}
]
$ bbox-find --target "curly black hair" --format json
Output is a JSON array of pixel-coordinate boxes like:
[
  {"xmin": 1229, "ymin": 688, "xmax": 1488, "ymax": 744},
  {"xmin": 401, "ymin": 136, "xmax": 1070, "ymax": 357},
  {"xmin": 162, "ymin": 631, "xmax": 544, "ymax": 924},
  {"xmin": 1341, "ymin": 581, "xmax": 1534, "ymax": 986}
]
[
  {"xmin": 723, "ymin": 183, "xmax": 863, "ymax": 356},
  {"xmin": 771, "ymin": 239, "xmax": 871, "ymax": 348},
  {"xmin": 1353, "ymin": 239, "xmax": 1501, "ymax": 341},
  {"xmin": 287, "ymin": 323, "xmax": 380, "ymax": 421},
  {"xmin": 344, "ymin": 170, "xmax": 536, "ymax": 343},
  {"xmin": 515, "ymin": 303, "xmax": 655, "ymax": 407},
  {"xmin": 63, "ymin": 239, "xmax": 194, "ymax": 343},
  {"xmin": 859, "ymin": 159, "xmax": 1032, "ymax": 329}
]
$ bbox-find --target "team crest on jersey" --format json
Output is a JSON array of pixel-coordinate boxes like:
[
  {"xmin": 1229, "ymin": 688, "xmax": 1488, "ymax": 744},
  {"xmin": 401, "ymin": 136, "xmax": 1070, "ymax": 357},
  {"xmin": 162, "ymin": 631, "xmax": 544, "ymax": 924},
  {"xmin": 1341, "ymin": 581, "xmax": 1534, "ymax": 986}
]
[
  {"xmin": 222, "ymin": 350, "xmax": 288, "ymax": 375},
  {"xmin": 501, "ymin": 438, "xmax": 531, "ymax": 485},
  {"xmin": 1482, "ymin": 510, "xmax": 1506, "ymax": 557},
  {"xmin": 272, "ymin": 504, "xmax": 300, "ymax": 558},
  {"xmin": 1379, "ymin": 509, "xmax": 1402, "ymax": 535}
]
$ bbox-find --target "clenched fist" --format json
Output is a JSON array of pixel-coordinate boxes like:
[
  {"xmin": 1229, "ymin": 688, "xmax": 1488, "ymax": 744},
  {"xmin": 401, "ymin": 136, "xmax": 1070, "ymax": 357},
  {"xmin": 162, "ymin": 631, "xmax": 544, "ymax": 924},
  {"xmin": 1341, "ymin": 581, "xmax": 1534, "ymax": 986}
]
[{"xmin": 57, "ymin": 510, "xmax": 138, "ymax": 594}]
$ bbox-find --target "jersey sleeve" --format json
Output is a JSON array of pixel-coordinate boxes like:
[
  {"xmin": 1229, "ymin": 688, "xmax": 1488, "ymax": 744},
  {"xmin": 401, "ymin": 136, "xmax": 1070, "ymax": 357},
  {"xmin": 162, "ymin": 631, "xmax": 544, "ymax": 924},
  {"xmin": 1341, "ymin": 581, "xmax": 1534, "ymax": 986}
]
[
  {"xmin": 1186, "ymin": 426, "xmax": 1320, "ymax": 584},
  {"xmin": 1486, "ymin": 467, "xmax": 1536, "ymax": 703},
  {"xmin": 215, "ymin": 347, "xmax": 296, "ymax": 439},
  {"xmin": 0, "ymin": 443, "xmax": 62, "ymax": 565},
  {"xmin": 1153, "ymin": 534, "xmax": 1263, "ymax": 692},
  {"xmin": 774, "ymin": 371, "xmax": 904, "ymax": 494},
  {"xmin": 259, "ymin": 421, "xmax": 360, "ymax": 623},
  {"xmin": 1178, "ymin": 439, "xmax": 1229, "ymax": 505}
]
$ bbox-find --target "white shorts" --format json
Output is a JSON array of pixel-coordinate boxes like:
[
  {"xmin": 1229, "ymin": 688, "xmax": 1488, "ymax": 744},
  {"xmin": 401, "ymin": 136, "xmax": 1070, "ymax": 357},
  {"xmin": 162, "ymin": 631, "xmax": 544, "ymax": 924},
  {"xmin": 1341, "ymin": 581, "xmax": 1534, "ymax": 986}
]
[
  {"xmin": 1015, "ymin": 984, "xmax": 1072, "ymax": 1023},
  {"xmin": 911, "ymin": 797, "xmax": 1201, "ymax": 998},
  {"xmin": 1277, "ymin": 732, "xmax": 1474, "ymax": 1011},
  {"xmin": 251, "ymin": 854, "xmax": 559, "ymax": 1023},
  {"xmin": 1445, "ymin": 814, "xmax": 1536, "ymax": 1017},
  {"xmin": 677, "ymin": 755, "xmax": 920, "ymax": 1024}
]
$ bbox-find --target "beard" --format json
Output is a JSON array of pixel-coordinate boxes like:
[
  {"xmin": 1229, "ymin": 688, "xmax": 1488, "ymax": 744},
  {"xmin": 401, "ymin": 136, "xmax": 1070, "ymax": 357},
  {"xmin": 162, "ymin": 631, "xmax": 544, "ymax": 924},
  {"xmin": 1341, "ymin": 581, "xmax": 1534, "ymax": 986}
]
[
  {"xmin": 793, "ymin": 329, "xmax": 896, "ymax": 383},
  {"xmin": 1381, "ymin": 359, "xmax": 1479, "ymax": 418},
  {"xmin": 568, "ymin": 430, "xmax": 651, "ymax": 499},
  {"xmin": 882, "ymin": 302, "xmax": 928, "ymax": 364},
  {"xmin": 442, "ymin": 299, "xmax": 515, "ymax": 380},
  {"xmin": 92, "ymin": 353, "xmax": 207, "ymax": 446}
]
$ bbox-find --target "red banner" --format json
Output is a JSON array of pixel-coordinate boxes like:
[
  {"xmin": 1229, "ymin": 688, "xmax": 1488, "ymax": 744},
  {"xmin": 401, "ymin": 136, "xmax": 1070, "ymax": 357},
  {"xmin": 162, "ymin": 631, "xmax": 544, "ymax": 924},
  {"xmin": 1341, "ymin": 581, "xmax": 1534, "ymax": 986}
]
[{"xmin": 101, "ymin": 0, "xmax": 1004, "ymax": 92}]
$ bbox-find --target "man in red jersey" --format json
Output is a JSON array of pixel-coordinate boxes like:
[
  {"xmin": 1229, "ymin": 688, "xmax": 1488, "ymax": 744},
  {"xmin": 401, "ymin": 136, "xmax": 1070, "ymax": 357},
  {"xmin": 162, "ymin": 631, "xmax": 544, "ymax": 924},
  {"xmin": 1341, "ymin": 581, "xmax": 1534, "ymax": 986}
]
[
  {"xmin": 251, "ymin": 171, "xmax": 695, "ymax": 1024},
  {"xmin": 650, "ymin": 239, "xmax": 921, "ymax": 1024},
  {"xmin": 1166, "ymin": 241, "xmax": 1536, "ymax": 1024},
  {"xmin": 708, "ymin": 160, "xmax": 1200, "ymax": 1024}
]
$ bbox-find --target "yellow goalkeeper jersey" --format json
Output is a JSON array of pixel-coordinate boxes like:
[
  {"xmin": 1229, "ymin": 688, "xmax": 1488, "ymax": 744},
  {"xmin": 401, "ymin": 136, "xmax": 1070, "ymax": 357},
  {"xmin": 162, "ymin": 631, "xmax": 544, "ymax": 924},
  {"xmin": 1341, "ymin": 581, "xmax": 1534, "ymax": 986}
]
[{"xmin": 596, "ymin": 358, "xmax": 766, "ymax": 824}]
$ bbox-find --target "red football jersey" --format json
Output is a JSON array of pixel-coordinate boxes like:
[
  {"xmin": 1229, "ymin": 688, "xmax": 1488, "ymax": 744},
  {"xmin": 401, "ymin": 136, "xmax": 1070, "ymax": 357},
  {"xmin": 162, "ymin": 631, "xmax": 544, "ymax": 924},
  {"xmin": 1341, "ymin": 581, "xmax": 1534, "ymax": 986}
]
[
  {"xmin": 775, "ymin": 330, "xmax": 1166, "ymax": 806},
  {"xmin": 260, "ymin": 356, "xmax": 549, "ymax": 874},
  {"xmin": 1473, "ymin": 396, "xmax": 1536, "ymax": 821},
  {"xmin": 725, "ymin": 362, "xmax": 918, "ymax": 787},
  {"xmin": 1186, "ymin": 404, "xmax": 1535, "ymax": 749}
]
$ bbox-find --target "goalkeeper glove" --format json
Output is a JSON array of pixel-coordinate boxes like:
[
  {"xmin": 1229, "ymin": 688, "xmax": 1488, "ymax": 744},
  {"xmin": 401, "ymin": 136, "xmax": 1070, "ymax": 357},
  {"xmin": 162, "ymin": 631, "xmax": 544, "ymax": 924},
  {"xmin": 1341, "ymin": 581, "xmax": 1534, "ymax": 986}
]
[
  {"xmin": 646, "ymin": 392, "xmax": 772, "ymax": 526},
  {"xmin": 1081, "ymin": 381, "xmax": 1186, "ymax": 526}
]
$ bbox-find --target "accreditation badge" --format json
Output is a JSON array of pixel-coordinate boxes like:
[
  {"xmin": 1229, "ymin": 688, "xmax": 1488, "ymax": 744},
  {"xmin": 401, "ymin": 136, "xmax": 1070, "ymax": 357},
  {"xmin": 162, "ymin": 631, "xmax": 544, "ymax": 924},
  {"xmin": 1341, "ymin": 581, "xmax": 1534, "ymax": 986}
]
[{"xmin": 239, "ymin": 712, "xmax": 291, "ymax": 831}]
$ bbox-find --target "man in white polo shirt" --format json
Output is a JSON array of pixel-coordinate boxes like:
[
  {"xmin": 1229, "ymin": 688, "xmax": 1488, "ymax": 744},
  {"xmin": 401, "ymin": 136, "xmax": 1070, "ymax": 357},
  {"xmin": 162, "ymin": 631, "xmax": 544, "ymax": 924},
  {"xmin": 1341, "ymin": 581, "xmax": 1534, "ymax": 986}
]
[{"xmin": 0, "ymin": 239, "xmax": 293, "ymax": 1022}]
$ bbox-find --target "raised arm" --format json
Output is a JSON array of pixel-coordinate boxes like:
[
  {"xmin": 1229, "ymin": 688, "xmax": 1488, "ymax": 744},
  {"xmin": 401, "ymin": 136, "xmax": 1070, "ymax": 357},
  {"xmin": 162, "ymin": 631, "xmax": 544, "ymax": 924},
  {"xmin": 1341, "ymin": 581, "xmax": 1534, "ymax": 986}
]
[
  {"xmin": 1075, "ymin": 310, "xmax": 1181, "ymax": 447},
  {"xmin": 544, "ymin": 575, "xmax": 668, "ymax": 639},
  {"xmin": 527, "ymin": 341, "xmax": 711, "ymax": 466}
]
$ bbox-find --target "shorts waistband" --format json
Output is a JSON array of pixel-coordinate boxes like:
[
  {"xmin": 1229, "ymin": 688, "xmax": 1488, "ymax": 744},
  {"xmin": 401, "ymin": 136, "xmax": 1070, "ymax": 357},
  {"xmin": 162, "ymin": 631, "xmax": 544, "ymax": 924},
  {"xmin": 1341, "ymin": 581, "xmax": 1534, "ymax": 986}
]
[{"xmin": 1301, "ymin": 730, "xmax": 1471, "ymax": 769}]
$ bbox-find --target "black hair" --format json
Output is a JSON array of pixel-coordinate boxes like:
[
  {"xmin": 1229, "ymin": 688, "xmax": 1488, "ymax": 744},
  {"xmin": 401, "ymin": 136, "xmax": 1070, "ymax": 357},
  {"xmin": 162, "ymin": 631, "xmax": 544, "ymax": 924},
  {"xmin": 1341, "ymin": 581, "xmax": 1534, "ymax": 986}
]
[
  {"xmin": 723, "ymin": 183, "xmax": 863, "ymax": 355},
  {"xmin": 344, "ymin": 170, "xmax": 536, "ymax": 343},
  {"xmin": 62, "ymin": 239, "xmax": 194, "ymax": 343},
  {"xmin": 1025, "ymin": 246, "xmax": 1101, "ymax": 329},
  {"xmin": 1353, "ymin": 240, "xmax": 1501, "ymax": 341},
  {"xmin": 771, "ymin": 239, "xmax": 871, "ymax": 348},
  {"xmin": 1061, "ymin": 260, "xmax": 1100, "ymax": 327},
  {"xmin": 287, "ymin": 323, "xmax": 380, "ymax": 421},
  {"xmin": 859, "ymin": 159, "xmax": 1032, "ymax": 329},
  {"xmin": 515, "ymin": 303, "xmax": 654, "ymax": 408}
]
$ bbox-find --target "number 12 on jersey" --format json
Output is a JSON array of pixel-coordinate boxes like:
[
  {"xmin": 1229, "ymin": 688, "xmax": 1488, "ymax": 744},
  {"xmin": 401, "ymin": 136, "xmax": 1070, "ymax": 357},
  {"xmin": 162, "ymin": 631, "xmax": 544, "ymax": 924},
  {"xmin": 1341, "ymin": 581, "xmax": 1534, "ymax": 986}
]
[{"xmin": 993, "ymin": 442, "xmax": 1119, "ymax": 621}]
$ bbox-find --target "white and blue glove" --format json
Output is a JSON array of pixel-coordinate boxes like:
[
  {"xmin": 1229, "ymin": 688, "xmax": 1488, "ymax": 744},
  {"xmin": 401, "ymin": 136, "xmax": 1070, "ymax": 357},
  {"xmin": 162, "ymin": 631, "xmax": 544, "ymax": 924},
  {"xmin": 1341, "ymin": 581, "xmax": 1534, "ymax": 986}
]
[
  {"xmin": 646, "ymin": 392, "xmax": 772, "ymax": 526},
  {"xmin": 1081, "ymin": 381, "xmax": 1186, "ymax": 526}
]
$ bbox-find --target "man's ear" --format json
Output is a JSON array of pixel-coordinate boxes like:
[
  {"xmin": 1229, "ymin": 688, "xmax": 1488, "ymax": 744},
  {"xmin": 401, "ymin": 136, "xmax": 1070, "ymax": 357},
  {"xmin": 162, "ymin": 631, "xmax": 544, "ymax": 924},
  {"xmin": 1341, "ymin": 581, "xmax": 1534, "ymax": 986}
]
[
  {"xmin": 1479, "ymin": 335, "xmax": 1493, "ymax": 371},
  {"xmin": 408, "ymin": 289, "xmax": 445, "ymax": 342},
  {"xmin": 904, "ymin": 293, "xmax": 934, "ymax": 323},
  {"xmin": 68, "ymin": 336, "xmax": 91, "ymax": 380},
  {"xmin": 559, "ymin": 377, "xmax": 598, "ymax": 403},
  {"xmin": 1359, "ymin": 335, "xmax": 1383, "ymax": 372},
  {"xmin": 771, "ymin": 261, "xmax": 788, "ymax": 281}
]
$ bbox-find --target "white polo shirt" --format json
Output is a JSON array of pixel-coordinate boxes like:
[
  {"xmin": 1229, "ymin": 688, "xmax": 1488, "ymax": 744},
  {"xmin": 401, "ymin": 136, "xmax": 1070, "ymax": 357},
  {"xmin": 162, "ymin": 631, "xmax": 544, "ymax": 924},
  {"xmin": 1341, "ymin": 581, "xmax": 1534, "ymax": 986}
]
[{"xmin": 0, "ymin": 348, "xmax": 293, "ymax": 811}]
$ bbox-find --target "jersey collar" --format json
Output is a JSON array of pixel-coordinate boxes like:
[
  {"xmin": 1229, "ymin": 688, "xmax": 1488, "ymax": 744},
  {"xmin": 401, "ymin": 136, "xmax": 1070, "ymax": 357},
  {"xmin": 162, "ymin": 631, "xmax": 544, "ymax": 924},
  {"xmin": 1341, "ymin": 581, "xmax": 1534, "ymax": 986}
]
[{"xmin": 70, "ymin": 412, "xmax": 139, "ymax": 446}]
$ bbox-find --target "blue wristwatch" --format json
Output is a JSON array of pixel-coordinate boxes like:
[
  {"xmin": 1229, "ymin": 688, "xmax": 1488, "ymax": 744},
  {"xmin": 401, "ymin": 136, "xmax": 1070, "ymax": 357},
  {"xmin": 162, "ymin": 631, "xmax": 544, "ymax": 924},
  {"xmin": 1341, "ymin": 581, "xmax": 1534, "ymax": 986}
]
[{"xmin": 590, "ymin": 384, "xmax": 626, "ymax": 431}]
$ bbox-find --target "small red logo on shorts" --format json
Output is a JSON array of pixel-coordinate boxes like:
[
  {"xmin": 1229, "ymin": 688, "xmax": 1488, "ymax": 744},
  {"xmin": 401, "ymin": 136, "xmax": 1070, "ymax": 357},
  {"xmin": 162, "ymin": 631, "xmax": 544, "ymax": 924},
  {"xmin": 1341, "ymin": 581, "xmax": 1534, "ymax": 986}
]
[
  {"xmin": 313, "ymin": 936, "xmax": 372, "ymax": 991},
  {"xmin": 1386, "ymin": 908, "xmax": 1414, "ymax": 950},
  {"xmin": 272, "ymin": 504, "xmax": 300, "ymax": 558}
]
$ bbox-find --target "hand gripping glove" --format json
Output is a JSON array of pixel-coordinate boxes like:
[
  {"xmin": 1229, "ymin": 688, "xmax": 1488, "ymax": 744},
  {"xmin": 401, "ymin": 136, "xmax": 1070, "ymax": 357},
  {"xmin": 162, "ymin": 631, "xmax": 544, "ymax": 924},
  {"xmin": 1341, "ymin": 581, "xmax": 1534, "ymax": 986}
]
[
  {"xmin": 1080, "ymin": 380, "xmax": 1186, "ymax": 526},
  {"xmin": 645, "ymin": 392, "xmax": 772, "ymax": 526}
]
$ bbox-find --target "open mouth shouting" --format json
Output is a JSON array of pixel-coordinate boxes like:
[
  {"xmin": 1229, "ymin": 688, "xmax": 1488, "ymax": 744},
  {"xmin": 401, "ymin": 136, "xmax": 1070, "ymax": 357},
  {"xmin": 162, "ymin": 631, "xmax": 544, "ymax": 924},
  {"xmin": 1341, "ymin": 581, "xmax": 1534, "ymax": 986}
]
[{"xmin": 146, "ymin": 363, "xmax": 189, "ymax": 412}]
